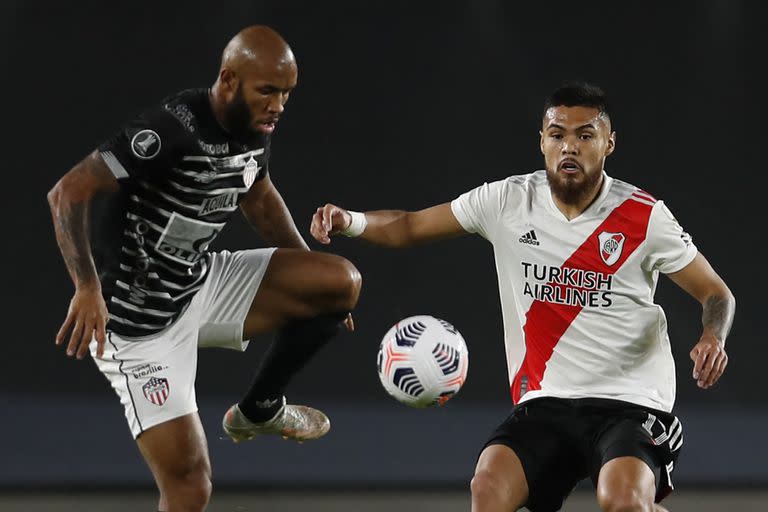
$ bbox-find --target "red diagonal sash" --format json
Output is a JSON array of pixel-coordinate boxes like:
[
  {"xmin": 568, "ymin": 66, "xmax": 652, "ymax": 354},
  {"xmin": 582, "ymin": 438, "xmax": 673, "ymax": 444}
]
[{"xmin": 511, "ymin": 196, "xmax": 654, "ymax": 403}]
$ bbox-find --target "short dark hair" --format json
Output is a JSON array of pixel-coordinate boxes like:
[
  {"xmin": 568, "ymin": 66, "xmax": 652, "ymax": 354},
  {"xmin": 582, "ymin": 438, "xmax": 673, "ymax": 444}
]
[{"xmin": 543, "ymin": 81, "xmax": 610, "ymax": 122}]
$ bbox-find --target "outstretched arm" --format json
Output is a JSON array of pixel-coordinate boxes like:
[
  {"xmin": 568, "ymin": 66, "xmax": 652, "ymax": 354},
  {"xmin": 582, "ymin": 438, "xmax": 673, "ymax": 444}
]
[
  {"xmin": 667, "ymin": 253, "xmax": 736, "ymax": 389},
  {"xmin": 241, "ymin": 174, "xmax": 309, "ymax": 250},
  {"xmin": 310, "ymin": 202, "xmax": 468, "ymax": 248},
  {"xmin": 48, "ymin": 151, "xmax": 119, "ymax": 359}
]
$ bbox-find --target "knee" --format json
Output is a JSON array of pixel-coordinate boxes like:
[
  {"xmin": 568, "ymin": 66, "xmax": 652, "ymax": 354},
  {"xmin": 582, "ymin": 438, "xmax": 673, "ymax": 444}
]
[
  {"xmin": 187, "ymin": 471, "xmax": 213, "ymax": 510},
  {"xmin": 597, "ymin": 487, "xmax": 653, "ymax": 512},
  {"xmin": 329, "ymin": 256, "xmax": 362, "ymax": 311},
  {"xmin": 470, "ymin": 469, "xmax": 509, "ymax": 503},
  {"xmin": 162, "ymin": 463, "xmax": 212, "ymax": 511}
]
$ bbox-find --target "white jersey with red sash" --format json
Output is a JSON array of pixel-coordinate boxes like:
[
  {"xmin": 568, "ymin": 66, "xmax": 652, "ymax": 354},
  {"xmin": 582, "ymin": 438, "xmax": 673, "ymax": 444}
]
[{"xmin": 451, "ymin": 171, "xmax": 697, "ymax": 412}]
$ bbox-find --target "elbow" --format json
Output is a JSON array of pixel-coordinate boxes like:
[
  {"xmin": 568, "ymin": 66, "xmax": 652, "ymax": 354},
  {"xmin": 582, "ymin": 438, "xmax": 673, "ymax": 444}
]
[
  {"xmin": 703, "ymin": 284, "xmax": 736, "ymax": 312},
  {"xmin": 378, "ymin": 229, "xmax": 414, "ymax": 249},
  {"xmin": 713, "ymin": 282, "xmax": 736, "ymax": 306},
  {"xmin": 48, "ymin": 174, "xmax": 95, "ymax": 210},
  {"xmin": 724, "ymin": 287, "xmax": 736, "ymax": 308},
  {"xmin": 395, "ymin": 233, "xmax": 416, "ymax": 248},
  {"xmin": 47, "ymin": 182, "xmax": 62, "ymax": 211}
]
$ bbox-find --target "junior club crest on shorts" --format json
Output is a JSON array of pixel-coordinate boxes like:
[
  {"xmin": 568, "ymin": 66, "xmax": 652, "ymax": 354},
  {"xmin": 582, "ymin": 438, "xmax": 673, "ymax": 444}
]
[
  {"xmin": 142, "ymin": 377, "xmax": 170, "ymax": 406},
  {"xmin": 598, "ymin": 231, "xmax": 625, "ymax": 266}
]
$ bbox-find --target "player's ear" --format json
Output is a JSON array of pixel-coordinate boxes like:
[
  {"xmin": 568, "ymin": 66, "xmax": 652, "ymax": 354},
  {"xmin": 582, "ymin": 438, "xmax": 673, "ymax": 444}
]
[
  {"xmin": 605, "ymin": 131, "xmax": 616, "ymax": 156},
  {"xmin": 219, "ymin": 68, "xmax": 239, "ymax": 95},
  {"xmin": 539, "ymin": 130, "xmax": 545, "ymax": 155}
]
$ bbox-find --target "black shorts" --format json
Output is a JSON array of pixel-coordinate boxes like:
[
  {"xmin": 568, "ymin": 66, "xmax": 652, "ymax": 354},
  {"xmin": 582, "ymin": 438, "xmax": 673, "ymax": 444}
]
[{"xmin": 482, "ymin": 397, "xmax": 683, "ymax": 512}]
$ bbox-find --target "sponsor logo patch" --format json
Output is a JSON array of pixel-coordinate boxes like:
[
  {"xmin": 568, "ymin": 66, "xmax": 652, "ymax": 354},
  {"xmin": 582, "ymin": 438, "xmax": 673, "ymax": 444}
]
[
  {"xmin": 200, "ymin": 192, "xmax": 238, "ymax": 215},
  {"xmin": 131, "ymin": 129, "xmax": 161, "ymax": 160},
  {"xmin": 198, "ymin": 140, "xmax": 229, "ymax": 155},
  {"xmin": 155, "ymin": 212, "xmax": 224, "ymax": 264},
  {"xmin": 132, "ymin": 363, "xmax": 168, "ymax": 380}
]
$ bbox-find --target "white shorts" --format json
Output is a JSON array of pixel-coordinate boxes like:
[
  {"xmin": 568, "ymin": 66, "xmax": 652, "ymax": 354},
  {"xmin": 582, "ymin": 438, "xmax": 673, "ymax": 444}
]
[{"xmin": 91, "ymin": 248, "xmax": 277, "ymax": 438}]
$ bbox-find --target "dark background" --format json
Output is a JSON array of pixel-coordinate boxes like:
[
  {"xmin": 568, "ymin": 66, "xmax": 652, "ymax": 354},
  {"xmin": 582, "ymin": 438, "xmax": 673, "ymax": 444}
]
[{"xmin": 1, "ymin": 0, "xmax": 763, "ymax": 488}]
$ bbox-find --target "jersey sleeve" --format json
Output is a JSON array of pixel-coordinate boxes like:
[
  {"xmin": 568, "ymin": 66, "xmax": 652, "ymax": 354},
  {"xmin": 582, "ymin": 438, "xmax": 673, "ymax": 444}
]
[
  {"xmin": 97, "ymin": 106, "xmax": 188, "ymax": 181},
  {"xmin": 643, "ymin": 200, "xmax": 698, "ymax": 274},
  {"xmin": 450, "ymin": 179, "xmax": 508, "ymax": 241}
]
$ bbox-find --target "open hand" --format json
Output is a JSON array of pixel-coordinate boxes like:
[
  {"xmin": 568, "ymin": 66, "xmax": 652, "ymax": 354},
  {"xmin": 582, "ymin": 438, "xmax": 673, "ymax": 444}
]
[
  {"xmin": 56, "ymin": 287, "xmax": 109, "ymax": 359},
  {"xmin": 690, "ymin": 333, "xmax": 728, "ymax": 389}
]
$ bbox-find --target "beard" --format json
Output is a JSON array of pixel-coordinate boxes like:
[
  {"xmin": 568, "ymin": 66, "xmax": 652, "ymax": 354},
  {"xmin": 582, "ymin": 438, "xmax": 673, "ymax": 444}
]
[
  {"xmin": 546, "ymin": 167, "xmax": 603, "ymax": 206},
  {"xmin": 222, "ymin": 84, "xmax": 260, "ymax": 142}
]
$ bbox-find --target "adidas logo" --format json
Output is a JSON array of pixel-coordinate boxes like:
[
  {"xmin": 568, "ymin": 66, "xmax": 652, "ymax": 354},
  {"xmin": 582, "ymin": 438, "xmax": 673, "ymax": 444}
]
[{"xmin": 518, "ymin": 229, "xmax": 540, "ymax": 246}]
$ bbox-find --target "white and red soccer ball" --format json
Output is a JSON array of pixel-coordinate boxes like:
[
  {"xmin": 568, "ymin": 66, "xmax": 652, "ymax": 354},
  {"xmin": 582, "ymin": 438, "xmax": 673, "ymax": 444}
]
[{"xmin": 377, "ymin": 315, "xmax": 469, "ymax": 408}]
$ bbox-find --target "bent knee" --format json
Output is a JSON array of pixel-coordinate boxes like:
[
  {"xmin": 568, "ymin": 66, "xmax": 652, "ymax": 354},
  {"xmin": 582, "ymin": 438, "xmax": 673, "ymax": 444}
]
[
  {"xmin": 471, "ymin": 469, "xmax": 512, "ymax": 503},
  {"xmin": 327, "ymin": 255, "xmax": 362, "ymax": 311},
  {"xmin": 597, "ymin": 488, "xmax": 653, "ymax": 512}
]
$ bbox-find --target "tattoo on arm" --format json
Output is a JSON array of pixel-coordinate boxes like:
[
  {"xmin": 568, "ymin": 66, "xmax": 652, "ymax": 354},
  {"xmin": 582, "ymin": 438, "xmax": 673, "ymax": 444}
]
[
  {"xmin": 702, "ymin": 294, "xmax": 735, "ymax": 342},
  {"xmin": 56, "ymin": 201, "xmax": 98, "ymax": 287},
  {"xmin": 49, "ymin": 152, "xmax": 116, "ymax": 289}
]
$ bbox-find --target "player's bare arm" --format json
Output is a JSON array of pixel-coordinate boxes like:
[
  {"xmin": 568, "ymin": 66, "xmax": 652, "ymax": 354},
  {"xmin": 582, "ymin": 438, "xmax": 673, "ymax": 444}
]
[
  {"xmin": 240, "ymin": 173, "xmax": 309, "ymax": 250},
  {"xmin": 310, "ymin": 202, "xmax": 467, "ymax": 247},
  {"xmin": 47, "ymin": 151, "xmax": 119, "ymax": 359},
  {"xmin": 667, "ymin": 253, "xmax": 736, "ymax": 389}
]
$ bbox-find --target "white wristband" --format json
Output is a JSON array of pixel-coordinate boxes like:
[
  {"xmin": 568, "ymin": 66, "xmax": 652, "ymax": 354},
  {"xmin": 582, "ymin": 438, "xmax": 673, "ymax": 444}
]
[{"xmin": 341, "ymin": 210, "xmax": 368, "ymax": 237}]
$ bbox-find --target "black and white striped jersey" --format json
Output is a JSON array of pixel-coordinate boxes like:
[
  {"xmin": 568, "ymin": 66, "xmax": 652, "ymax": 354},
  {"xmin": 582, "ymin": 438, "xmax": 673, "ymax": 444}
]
[{"xmin": 95, "ymin": 88, "xmax": 270, "ymax": 338}]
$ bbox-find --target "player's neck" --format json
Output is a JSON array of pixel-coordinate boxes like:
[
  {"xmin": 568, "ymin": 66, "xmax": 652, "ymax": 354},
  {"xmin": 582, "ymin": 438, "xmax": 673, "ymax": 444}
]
[{"xmin": 552, "ymin": 174, "xmax": 605, "ymax": 221}]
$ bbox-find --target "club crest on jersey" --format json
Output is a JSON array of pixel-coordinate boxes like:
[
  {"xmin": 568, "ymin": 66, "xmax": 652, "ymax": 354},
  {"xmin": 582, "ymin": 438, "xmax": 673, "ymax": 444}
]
[
  {"xmin": 598, "ymin": 232, "xmax": 625, "ymax": 266},
  {"xmin": 243, "ymin": 157, "xmax": 261, "ymax": 188},
  {"xmin": 142, "ymin": 377, "xmax": 170, "ymax": 406},
  {"xmin": 131, "ymin": 129, "xmax": 161, "ymax": 160}
]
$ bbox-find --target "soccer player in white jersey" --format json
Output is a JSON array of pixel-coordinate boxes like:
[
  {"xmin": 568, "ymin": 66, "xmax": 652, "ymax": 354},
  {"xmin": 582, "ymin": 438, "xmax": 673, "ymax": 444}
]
[
  {"xmin": 48, "ymin": 26, "xmax": 362, "ymax": 512},
  {"xmin": 310, "ymin": 82, "xmax": 735, "ymax": 512}
]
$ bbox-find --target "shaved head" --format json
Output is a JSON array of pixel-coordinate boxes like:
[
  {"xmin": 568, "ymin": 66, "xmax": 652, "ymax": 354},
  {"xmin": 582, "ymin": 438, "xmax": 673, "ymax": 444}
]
[
  {"xmin": 219, "ymin": 25, "xmax": 296, "ymax": 77},
  {"xmin": 210, "ymin": 25, "xmax": 298, "ymax": 141}
]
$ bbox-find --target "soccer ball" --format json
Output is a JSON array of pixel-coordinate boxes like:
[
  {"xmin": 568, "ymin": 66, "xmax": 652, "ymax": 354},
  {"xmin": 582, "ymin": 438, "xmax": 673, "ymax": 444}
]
[{"xmin": 376, "ymin": 315, "xmax": 469, "ymax": 408}]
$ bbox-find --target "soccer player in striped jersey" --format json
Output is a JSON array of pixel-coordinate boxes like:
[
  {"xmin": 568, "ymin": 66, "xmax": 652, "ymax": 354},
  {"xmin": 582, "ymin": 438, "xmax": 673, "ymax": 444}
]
[
  {"xmin": 48, "ymin": 26, "xmax": 361, "ymax": 512},
  {"xmin": 311, "ymin": 82, "xmax": 735, "ymax": 512}
]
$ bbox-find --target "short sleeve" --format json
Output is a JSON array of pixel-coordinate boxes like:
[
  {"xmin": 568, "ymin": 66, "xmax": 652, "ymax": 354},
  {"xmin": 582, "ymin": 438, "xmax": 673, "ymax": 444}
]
[
  {"xmin": 98, "ymin": 106, "xmax": 188, "ymax": 181},
  {"xmin": 643, "ymin": 201, "xmax": 698, "ymax": 274},
  {"xmin": 450, "ymin": 179, "xmax": 508, "ymax": 241}
]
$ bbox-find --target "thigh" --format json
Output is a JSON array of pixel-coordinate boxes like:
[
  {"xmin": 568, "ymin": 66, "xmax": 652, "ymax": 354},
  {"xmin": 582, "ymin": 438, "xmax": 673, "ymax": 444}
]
[
  {"xmin": 482, "ymin": 401, "xmax": 588, "ymax": 512},
  {"xmin": 590, "ymin": 408, "xmax": 683, "ymax": 503},
  {"xmin": 137, "ymin": 412, "xmax": 211, "ymax": 487},
  {"xmin": 243, "ymin": 249, "xmax": 361, "ymax": 336}
]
